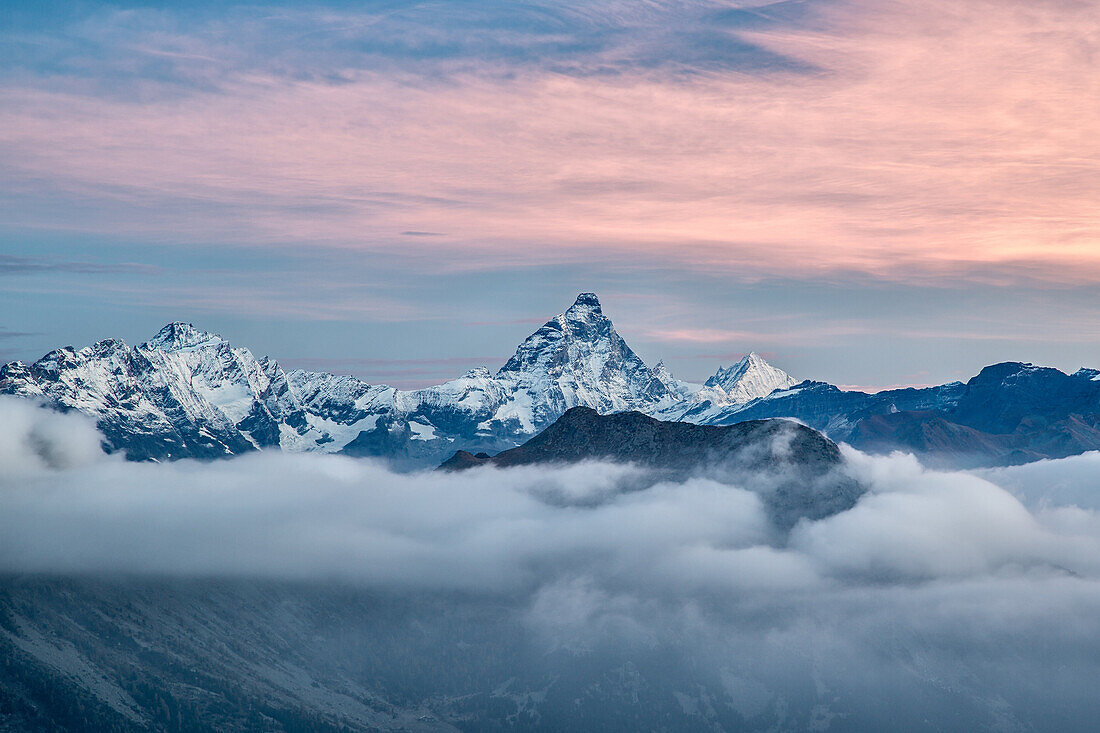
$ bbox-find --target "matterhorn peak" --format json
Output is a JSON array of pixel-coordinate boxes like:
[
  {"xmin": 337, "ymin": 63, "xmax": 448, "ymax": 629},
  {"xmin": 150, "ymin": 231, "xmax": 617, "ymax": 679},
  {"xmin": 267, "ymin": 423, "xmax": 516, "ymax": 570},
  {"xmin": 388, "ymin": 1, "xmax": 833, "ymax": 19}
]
[
  {"xmin": 554, "ymin": 292, "xmax": 614, "ymax": 344},
  {"xmin": 144, "ymin": 322, "xmax": 224, "ymax": 352},
  {"xmin": 566, "ymin": 292, "xmax": 602, "ymax": 314},
  {"xmin": 493, "ymin": 292, "xmax": 667, "ymax": 427},
  {"xmin": 500, "ymin": 293, "xmax": 614, "ymax": 376}
]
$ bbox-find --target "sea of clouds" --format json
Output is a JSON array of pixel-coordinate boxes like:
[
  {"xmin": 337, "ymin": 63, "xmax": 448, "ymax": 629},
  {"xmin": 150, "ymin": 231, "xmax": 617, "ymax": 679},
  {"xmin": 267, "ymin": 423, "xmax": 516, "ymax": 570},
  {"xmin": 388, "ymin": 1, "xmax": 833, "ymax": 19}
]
[{"xmin": 3, "ymin": 395, "xmax": 1100, "ymax": 728}]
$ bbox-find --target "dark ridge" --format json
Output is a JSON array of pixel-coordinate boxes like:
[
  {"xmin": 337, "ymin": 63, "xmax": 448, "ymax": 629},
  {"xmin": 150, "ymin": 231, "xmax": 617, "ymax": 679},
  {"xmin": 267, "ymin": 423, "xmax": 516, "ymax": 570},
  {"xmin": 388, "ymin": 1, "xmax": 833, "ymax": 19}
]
[
  {"xmin": 438, "ymin": 450, "xmax": 492, "ymax": 471},
  {"xmin": 722, "ymin": 363, "xmax": 1100, "ymax": 467},
  {"xmin": 440, "ymin": 407, "xmax": 864, "ymax": 530}
]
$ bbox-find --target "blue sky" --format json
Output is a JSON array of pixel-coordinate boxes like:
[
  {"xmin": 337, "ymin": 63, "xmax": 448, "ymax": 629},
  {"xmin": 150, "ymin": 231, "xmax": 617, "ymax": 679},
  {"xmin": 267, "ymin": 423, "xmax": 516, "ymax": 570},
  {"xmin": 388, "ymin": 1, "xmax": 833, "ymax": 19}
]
[{"xmin": 2, "ymin": 0, "xmax": 1098, "ymax": 388}]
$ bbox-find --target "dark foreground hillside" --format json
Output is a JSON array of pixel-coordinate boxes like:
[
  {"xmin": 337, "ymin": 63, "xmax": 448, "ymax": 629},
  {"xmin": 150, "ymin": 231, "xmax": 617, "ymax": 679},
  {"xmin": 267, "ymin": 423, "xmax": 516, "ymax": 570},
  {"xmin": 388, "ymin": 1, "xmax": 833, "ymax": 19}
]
[{"xmin": 3, "ymin": 575, "xmax": 1097, "ymax": 732}]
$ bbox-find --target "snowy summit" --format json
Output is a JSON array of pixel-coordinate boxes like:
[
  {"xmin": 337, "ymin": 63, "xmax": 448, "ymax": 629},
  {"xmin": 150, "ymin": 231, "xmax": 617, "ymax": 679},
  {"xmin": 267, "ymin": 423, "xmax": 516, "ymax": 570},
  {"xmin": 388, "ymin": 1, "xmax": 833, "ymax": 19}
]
[{"xmin": 0, "ymin": 293, "xmax": 797, "ymax": 466}]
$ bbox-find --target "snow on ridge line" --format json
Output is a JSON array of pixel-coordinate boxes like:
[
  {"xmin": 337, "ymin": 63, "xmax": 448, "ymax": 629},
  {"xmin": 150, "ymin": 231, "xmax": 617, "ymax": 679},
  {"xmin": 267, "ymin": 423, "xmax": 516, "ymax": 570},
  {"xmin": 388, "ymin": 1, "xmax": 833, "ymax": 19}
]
[{"xmin": 0, "ymin": 294, "xmax": 798, "ymax": 462}]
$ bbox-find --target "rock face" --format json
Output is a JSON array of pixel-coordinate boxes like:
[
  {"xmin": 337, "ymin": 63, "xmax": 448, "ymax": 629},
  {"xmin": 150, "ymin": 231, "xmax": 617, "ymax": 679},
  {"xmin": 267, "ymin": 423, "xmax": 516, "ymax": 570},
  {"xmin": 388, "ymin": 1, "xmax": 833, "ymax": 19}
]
[{"xmin": 442, "ymin": 406, "xmax": 864, "ymax": 531}]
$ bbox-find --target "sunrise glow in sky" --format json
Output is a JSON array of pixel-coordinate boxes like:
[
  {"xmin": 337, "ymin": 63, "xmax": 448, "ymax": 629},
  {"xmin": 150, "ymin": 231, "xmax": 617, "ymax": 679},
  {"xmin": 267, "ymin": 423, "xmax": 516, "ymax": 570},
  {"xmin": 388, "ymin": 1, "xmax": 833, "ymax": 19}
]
[{"xmin": 2, "ymin": 0, "xmax": 1098, "ymax": 388}]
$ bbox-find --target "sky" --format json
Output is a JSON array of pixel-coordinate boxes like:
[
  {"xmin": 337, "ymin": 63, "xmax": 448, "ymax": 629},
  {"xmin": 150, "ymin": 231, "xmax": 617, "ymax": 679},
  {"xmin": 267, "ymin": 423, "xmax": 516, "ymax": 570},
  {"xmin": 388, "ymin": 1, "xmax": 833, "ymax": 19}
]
[{"xmin": 1, "ymin": 0, "xmax": 1098, "ymax": 389}]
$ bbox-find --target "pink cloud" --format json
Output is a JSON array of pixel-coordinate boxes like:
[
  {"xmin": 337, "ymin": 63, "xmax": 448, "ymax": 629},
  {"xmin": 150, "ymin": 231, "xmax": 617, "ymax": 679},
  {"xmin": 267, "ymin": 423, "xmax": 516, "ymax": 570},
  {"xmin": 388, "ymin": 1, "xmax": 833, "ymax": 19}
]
[
  {"xmin": 642, "ymin": 328, "xmax": 759, "ymax": 344},
  {"xmin": 643, "ymin": 324, "xmax": 874, "ymax": 345},
  {"xmin": 2, "ymin": 0, "xmax": 1098, "ymax": 284}
]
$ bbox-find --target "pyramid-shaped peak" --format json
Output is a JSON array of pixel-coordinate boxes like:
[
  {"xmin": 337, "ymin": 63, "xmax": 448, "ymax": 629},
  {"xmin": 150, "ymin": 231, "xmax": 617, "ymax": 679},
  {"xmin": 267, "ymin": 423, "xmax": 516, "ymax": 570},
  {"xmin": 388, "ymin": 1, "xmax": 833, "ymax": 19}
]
[
  {"xmin": 145, "ymin": 322, "xmax": 224, "ymax": 351},
  {"xmin": 705, "ymin": 352, "xmax": 797, "ymax": 402},
  {"xmin": 736, "ymin": 351, "xmax": 768, "ymax": 367},
  {"xmin": 499, "ymin": 294, "xmax": 617, "ymax": 375},
  {"xmin": 494, "ymin": 292, "xmax": 667, "ymax": 414},
  {"xmin": 706, "ymin": 354, "xmax": 751, "ymax": 386},
  {"xmin": 567, "ymin": 292, "xmax": 602, "ymax": 314}
]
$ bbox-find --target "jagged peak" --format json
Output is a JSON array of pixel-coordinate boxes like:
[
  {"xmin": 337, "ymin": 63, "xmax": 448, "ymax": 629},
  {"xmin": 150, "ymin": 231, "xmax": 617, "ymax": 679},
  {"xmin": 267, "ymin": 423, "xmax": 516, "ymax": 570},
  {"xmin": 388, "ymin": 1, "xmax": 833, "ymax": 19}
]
[
  {"xmin": 1072, "ymin": 367, "xmax": 1100, "ymax": 381},
  {"xmin": 90, "ymin": 337, "xmax": 128, "ymax": 356},
  {"xmin": 145, "ymin": 322, "xmax": 224, "ymax": 352},
  {"xmin": 461, "ymin": 366, "xmax": 493, "ymax": 379},
  {"xmin": 553, "ymin": 292, "xmax": 607, "ymax": 333},
  {"xmin": 652, "ymin": 359, "xmax": 675, "ymax": 380},
  {"xmin": 706, "ymin": 353, "xmax": 756, "ymax": 388},
  {"xmin": 565, "ymin": 292, "xmax": 602, "ymax": 315},
  {"xmin": 498, "ymin": 293, "xmax": 620, "ymax": 376},
  {"xmin": 705, "ymin": 352, "xmax": 797, "ymax": 401}
]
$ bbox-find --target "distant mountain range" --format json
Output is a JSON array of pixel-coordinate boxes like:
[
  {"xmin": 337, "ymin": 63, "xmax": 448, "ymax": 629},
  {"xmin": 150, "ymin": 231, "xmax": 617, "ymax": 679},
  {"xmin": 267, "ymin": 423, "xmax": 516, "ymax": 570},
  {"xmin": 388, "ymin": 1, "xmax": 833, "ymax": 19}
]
[{"xmin": 3, "ymin": 292, "xmax": 1098, "ymax": 468}]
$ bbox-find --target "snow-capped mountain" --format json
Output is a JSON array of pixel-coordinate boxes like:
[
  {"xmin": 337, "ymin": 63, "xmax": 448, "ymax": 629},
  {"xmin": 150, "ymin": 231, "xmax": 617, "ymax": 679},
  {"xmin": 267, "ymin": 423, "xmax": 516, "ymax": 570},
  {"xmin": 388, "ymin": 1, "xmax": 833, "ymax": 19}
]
[
  {"xmin": 705, "ymin": 351, "xmax": 799, "ymax": 404},
  {"xmin": 3, "ymin": 292, "xmax": 1099, "ymax": 468},
  {"xmin": 646, "ymin": 351, "xmax": 799, "ymax": 423},
  {"xmin": 2, "ymin": 293, "xmax": 771, "ymax": 466},
  {"xmin": 650, "ymin": 360, "xmax": 704, "ymax": 401},
  {"xmin": 492, "ymin": 292, "xmax": 671, "ymax": 431}
]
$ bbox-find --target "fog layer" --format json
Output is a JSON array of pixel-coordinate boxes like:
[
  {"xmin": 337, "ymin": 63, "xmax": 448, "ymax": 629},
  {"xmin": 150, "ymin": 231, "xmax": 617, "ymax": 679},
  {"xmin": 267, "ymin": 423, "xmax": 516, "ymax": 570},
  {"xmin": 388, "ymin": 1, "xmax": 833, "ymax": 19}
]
[{"xmin": 3, "ymin": 397, "xmax": 1100, "ymax": 729}]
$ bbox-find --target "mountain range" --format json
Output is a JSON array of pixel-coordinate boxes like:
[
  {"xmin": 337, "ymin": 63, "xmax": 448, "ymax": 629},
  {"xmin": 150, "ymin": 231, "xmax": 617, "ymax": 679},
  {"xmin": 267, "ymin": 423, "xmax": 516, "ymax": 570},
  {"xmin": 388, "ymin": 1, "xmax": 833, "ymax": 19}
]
[{"xmin": 2, "ymin": 292, "xmax": 1098, "ymax": 468}]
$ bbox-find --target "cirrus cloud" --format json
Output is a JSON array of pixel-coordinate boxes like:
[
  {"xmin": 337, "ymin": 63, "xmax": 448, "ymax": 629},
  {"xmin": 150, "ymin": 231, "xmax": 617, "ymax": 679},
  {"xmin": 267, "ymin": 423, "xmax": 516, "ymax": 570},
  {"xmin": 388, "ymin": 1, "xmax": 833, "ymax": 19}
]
[{"xmin": 1, "ymin": 0, "xmax": 1098, "ymax": 284}]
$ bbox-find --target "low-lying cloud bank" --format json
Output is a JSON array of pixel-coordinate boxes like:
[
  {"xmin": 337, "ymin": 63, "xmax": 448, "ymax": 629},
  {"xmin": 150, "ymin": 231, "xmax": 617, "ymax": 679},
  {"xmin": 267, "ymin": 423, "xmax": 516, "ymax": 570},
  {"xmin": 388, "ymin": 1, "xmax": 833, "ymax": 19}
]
[
  {"xmin": 2, "ymin": 396, "xmax": 1097, "ymax": 589},
  {"xmin": 3, "ymin": 397, "xmax": 1100, "ymax": 727}
]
